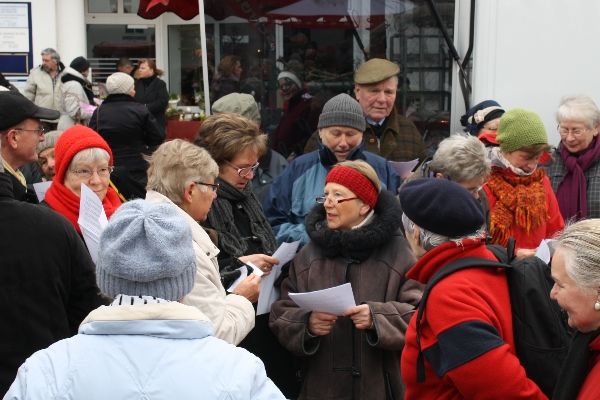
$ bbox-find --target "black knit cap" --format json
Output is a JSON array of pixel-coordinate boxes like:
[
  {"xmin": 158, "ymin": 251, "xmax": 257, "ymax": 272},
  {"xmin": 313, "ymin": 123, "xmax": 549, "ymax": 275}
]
[
  {"xmin": 400, "ymin": 178, "xmax": 484, "ymax": 237},
  {"xmin": 70, "ymin": 56, "xmax": 90, "ymax": 73}
]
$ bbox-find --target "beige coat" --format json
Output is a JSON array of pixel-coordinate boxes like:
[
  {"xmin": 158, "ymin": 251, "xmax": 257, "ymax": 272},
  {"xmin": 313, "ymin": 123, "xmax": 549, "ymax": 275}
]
[
  {"xmin": 24, "ymin": 65, "xmax": 63, "ymax": 112},
  {"xmin": 145, "ymin": 190, "xmax": 255, "ymax": 345}
]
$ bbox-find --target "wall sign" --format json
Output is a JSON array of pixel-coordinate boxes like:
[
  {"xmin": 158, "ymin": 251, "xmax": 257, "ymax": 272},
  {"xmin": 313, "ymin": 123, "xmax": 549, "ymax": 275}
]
[{"xmin": 0, "ymin": 2, "xmax": 33, "ymax": 75}]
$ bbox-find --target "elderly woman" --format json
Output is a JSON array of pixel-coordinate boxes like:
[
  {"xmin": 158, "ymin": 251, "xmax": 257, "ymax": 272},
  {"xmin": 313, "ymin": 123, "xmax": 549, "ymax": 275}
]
[
  {"xmin": 270, "ymin": 160, "xmax": 422, "ymax": 400},
  {"xmin": 43, "ymin": 125, "xmax": 121, "ymax": 235},
  {"xmin": 193, "ymin": 113, "xmax": 299, "ymax": 397},
  {"xmin": 460, "ymin": 100, "xmax": 505, "ymax": 146},
  {"xmin": 90, "ymin": 72, "xmax": 164, "ymax": 187},
  {"xmin": 547, "ymin": 94, "xmax": 600, "ymax": 222},
  {"xmin": 552, "ymin": 219, "xmax": 600, "ymax": 399},
  {"xmin": 407, "ymin": 134, "xmax": 491, "ymax": 232},
  {"xmin": 144, "ymin": 139, "xmax": 257, "ymax": 345},
  {"xmin": 483, "ymin": 108, "xmax": 564, "ymax": 255},
  {"xmin": 133, "ymin": 58, "xmax": 169, "ymax": 134},
  {"xmin": 399, "ymin": 178, "xmax": 546, "ymax": 399}
]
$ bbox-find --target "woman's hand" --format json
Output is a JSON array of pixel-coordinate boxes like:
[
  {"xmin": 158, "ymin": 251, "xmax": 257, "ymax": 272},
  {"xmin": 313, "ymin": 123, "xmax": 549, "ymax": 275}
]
[
  {"xmin": 239, "ymin": 254, "xmax": 279, "ymax": 276},
  {"xmin": 516, "ymin": 248, "xmax": 537, "ymax": 260},
  {"xmin": 307, "ymin": 312, "xmax": 337, "ymax": 336},
  {"xmin": 232, "ymin": 274, "xmax": 261, "ymax": 303},
  {"xmin": 343, "ymin": 305, "xmax": 373, "ymax": 330}
]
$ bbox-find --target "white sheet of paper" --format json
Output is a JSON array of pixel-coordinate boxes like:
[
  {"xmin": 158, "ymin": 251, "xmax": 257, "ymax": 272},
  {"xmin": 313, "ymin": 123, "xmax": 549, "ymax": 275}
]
[
  {"xmin": 535, "ymin": 239, "xmax": 556, "ymax": 264},
  {"xmin": 78, "ymin": 184, "xmax": 108, "ymax": 262},
  {"xmin": 288, "ymin": 283, "xmax": 356, "ymax": 316},
  {"xmin": 33, "ymin": 181, "xmax": 52, "ymax": 202},
  {"xmin": 389, "ymin": 159, "xmax": 419, "ymax": 178},
  {"xmin": 256, "ymin": 240, "xmax": 301, "ymax": 315},
  {"xmin": 228, "ymin": 261, "xmax": 264, "ymax": 292}
]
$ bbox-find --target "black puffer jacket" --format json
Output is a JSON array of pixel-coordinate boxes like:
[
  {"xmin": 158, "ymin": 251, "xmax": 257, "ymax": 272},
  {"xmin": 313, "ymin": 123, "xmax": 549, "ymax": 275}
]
[
  {"xmin": 133, "ymin": 75, "xmax": 169, "ymax": 134},
  {"xmin": 90, "ymin": 94, "xmax": 164, "ymax": 177},
  {"xmin": 270, "ymin": 190, "xmax": 423, "ymax": 400}
]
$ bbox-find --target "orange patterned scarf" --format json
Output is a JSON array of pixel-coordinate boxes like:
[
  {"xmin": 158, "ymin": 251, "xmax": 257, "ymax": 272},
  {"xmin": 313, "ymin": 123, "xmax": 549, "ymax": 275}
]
[{"xmin": 487, "ymin": 168, "xmax": 549, "ymax": 247}]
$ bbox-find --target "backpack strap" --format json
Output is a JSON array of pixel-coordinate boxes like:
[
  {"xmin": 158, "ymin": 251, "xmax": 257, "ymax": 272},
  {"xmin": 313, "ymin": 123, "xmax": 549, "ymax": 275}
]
[{"xmin": 415, "ymin": 257, "xmax": 512, "ymax": 383}]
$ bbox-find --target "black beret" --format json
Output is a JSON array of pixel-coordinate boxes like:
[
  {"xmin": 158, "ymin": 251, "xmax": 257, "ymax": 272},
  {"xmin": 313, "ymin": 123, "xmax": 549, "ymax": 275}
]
[
  {"xmin": 70, "ymin": 56, "xmax": 90, "ymax": 73},
  {"xmin": 400, "ymin": 178, "xmax": 485, "ymax": 237}
]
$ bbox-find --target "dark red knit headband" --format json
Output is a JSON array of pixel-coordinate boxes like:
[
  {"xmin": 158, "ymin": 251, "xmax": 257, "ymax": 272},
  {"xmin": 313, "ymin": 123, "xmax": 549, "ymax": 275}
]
[{"xmin": 325, "ymin": 165, "xmax": 378, "ymax": 208}]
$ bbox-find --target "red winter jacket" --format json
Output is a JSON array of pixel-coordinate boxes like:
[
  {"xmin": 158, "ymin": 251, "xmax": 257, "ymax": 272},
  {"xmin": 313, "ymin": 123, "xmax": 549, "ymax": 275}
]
[
  {"xmin": 576, "ymin": 335, "xmax": 600, "ymax": 399},
  {"xmin": 401, "ymin": 238, "xmax": 547, "ymax": 400}
]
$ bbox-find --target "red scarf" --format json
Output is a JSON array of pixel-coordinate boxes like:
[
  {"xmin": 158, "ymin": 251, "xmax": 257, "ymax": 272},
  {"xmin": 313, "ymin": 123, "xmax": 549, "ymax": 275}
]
[
  {"xmin": 487, "ymin": 168, "xmax": 548, "ymax": 247},
  {"xmin": 44, "ymin": 181, "xmax": 122, "ymax": 234},
  {"xmin": 557, "ymin": 136, "xmax": 600, "ymax": 221}
]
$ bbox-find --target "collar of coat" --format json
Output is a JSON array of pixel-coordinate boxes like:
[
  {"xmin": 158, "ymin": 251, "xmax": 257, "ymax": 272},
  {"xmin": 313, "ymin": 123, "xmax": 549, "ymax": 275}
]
[
  {"xmin": 305, "ymin": 189, "xmax": 403, "ymax": 261},
  {"xmin": 79, "ymin": 302, "xmax": 214, "ymax": 339},
  {"xmin": 317, "ymin": 138, "xmax": 368, "ymax": 168}
]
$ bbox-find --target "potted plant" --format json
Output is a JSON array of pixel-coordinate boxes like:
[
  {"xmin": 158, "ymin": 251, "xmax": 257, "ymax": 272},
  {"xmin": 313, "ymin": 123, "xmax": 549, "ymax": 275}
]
[{"xmin": 168, "ymin": 93, "xmax": 180, "ymax": 109}]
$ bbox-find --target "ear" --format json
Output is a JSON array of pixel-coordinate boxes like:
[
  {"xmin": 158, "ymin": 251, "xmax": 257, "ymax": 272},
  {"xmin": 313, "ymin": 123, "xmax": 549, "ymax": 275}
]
[
  {"xmin": 594, "ymin": 124, "xmax": 600, "ymax": 137},
  {"xmin": 183, "ymin": 182, "xmax": 195, "ymax": 204},
  {"xmin": 359, "ymin": 202, "xmax": 370, "ymax": 216},
  {"xmin": 413, "ymin": 225, "xmax": 421, "ymax": 247},
  {"xmin": 318, "ymin": 128, "xmax": 324, "ymax": 140},
  {"xmin": 435, "ymin": 172, "xmax": 444, "ymax": 179},
  {"xmin": 5, "ymin": 129, "xmax": 19, "ymax": 150},
  {"xmin": 354, "ymin": 84, "xmax": 360, "ymax": 97}
]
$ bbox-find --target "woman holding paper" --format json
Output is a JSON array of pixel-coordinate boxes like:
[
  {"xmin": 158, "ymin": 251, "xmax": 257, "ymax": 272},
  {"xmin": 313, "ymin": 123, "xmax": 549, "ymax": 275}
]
[
  {"xmin": 42, "ymin": 125, "xmax": 122, "ymax": 237},
  {"xmin": 194, "ymin": 113, "xmax": 300, "ymax": 398},
  {"xmin": 57, "ymin": 56, "xmax": 94, "ymax": 130},
  {"xmin": 144, "ymin": 139, "xmax": 256, "ymax": 346},
  {"xmin": 270, "ymin": 160, "xmax": 423, "ymax": 400}
]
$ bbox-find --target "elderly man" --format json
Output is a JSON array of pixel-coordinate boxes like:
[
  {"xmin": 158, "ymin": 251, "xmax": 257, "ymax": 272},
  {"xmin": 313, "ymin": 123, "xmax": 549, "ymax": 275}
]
[
  {"xmin": 24, "ymin": 48, "xmax": 64, "ymax": 112},
  {"xmin": 263, "ymin": 93, "xmax": 402, "ymax": 247},
  {"xmin": 0, "ymin": 92, "xmax": 59, "ymax": 202},
  {"xmin": 116, "ymin": 57, "xmax": 138, "ymax": 78},
  {"xmin": 399, "ymin": 178, "xmax": 546, "ymax": 399},
  {"xmin": 304, "ymin": 58, "xmax": 426, "ymax": 162},
  {"xmin": 36, "ymin": 130, "xmax": 61, "ymax": 181},
  {"xmin": 0, "ymin": 111, "xmax": 107, "ymax": 395}
]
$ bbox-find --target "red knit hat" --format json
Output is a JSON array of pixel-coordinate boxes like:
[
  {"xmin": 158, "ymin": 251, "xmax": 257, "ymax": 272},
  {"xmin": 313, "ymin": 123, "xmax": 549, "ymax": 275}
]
[
  {"xmin": 54, "ymin": 125, "xmax": 113, "ymax": 184},
  {"xmin": 325, "ymin": 165, "xmax": 378, "ymax": 209}
]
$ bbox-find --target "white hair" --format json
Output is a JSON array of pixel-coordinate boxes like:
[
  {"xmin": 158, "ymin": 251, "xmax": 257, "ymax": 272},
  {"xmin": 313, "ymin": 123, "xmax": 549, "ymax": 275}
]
[
  {"xmin": 429, "ymin": 134, "xmax": 491, "ymax": 183},
  {"xmin": 419, "ymin": 226, "xmax": 486, "ymax": 252},
  {"xmin": 68, "ymin": 148, "xmax": 110, "ymax": 170},
  {"xmin": 556, "ymin": 94, "xmax": 600, "ymax": 129}
]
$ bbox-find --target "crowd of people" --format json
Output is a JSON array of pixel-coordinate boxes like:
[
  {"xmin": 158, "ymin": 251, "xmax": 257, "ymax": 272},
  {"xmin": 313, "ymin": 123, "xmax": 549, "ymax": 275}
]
[{"xmin": 3, "ymin": 47, "xmax": 600, "ymax": 400}]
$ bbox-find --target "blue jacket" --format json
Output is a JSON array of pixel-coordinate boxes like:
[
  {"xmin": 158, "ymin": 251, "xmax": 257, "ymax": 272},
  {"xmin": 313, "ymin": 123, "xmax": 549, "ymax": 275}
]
[
  {"xmin": 4, "ymin": 302, "xmax": 285, "ymax": 400},
  {"xmin": 263, "ymin": 140, "xmax": 402, "ymax": 247}
]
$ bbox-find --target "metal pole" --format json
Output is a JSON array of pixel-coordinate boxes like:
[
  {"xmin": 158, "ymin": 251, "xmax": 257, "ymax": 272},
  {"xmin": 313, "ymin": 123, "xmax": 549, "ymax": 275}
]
[{"xmin": 198, "ymin": 0, "xmax": 211, "ymax": 116}]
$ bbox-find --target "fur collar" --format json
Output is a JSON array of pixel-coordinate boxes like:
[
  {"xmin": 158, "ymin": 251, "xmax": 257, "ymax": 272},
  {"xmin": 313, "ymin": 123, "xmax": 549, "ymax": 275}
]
[{"xmin": 306, "ymin": 190, "xmax": 403, "ymax": 261}]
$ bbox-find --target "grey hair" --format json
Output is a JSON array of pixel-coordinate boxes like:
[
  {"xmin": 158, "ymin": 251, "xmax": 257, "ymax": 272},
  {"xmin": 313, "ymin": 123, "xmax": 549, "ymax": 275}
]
[
  {"xmin": 145, "ymin": 139, "xmax": 219, "ymax": 205},
  {"xmin": 68, "ymin": 148, "xmax": 110, "ymax": 171},
  {"xmin": 419, "ymin": 226, "xmax": 486, "ymax": 252},
  {"xmin": 429, "ymin": 134, "xmax": 491, "ymax": 183},
  {"xmin": 556, "ymin": 94, "xmax": 600, "ymax": 129},
  {"xmin": 555, "ymin": 219, "xmax": 600, "ymax": 293},
  {"xmin": 41, "ymin": 48, "xmax": 60, "ymax": 64},
  {"xmin": 402, "ymin": 213, "xmax": 414, "ymax": 237}
]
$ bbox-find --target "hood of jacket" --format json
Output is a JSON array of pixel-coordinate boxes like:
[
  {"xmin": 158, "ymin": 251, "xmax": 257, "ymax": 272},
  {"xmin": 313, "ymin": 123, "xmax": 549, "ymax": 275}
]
[
  {"xmin": 305, "ymin": 189, "xmax": 402, "ymax": 260},
  {"xmin": 79, "ymin": 301, "xmax": 214, "ymax": 339},
  {"xmin": 61, "ymin": 67, "xmax": 88, "ymax": 82}
]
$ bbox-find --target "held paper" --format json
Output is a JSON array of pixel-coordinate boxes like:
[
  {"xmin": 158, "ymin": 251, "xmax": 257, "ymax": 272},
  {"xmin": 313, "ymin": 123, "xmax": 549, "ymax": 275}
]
[
  {"xmin": 33, "ymin": 181, "xmax": 52, "ymax": 202},
  {"xmin": 288, "ymin": 283, "xmax": 356, "ymax": 316},
  {"xmin": 389, "ymin": 159, "xmax": 419, "ymax": 178},
  {"xmin": 78, "ymin": 184, "xmax": 108, "ymax": 263}
]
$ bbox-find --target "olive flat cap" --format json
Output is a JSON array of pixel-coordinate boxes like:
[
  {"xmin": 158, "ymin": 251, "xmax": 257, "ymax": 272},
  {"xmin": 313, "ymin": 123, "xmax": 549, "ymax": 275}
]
[{"xmin": 354, "ymin": 58, "xmax": 400, "ymax": 85}]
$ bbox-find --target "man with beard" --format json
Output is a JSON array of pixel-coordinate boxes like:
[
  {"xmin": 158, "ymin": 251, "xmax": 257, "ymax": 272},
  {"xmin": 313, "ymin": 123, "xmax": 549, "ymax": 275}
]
[{"xmin": 24, "ymin": 48, "xmax": 65, "ymax": 113}]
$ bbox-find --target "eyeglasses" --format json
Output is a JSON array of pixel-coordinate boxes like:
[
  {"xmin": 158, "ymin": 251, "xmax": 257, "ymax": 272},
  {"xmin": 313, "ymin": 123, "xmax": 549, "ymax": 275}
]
[
  {"xmin": 315, "ymin": 195, "xmax": 358, "ymax": 205},
  {"xmin": 195, "ymin": 182, "xmax": 219, "ymax": 193},
  {"xmin": 225, "ymin": 160, "xmax": 259, "ymax": 178},
  {"xmin": 70, "ymin": 166, "xmax": 114, "ymax": 179},
  {"xmin": 14, "ymin": 127, "xmax": 46, "ymax": 136},
  {"xmin": 557, "ymin": 125, "xmax": 589, "ymax": 137}
]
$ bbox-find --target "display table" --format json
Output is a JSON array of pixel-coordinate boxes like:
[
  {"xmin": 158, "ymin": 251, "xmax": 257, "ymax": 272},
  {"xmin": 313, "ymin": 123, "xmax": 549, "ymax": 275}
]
[{"xmin": 166, "ymin": 120, "xmax": 202, "ymax": 142}]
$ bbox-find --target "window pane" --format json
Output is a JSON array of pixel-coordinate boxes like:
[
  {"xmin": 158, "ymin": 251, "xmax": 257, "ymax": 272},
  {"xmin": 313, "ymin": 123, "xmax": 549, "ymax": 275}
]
[
  {"xmin": 86, "ymin": 24, "xmax": 156, "ymax": 83},
  {"xmin": 88, "ymin": 0, "xmax": 117, "ymax": 13},
  {"xmin": 124, "ymin": 0, "xmax": 141, "ymax": 14}
]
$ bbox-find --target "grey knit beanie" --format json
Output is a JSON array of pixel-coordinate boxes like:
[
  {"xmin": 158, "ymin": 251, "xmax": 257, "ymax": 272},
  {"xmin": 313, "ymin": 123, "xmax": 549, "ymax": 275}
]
[
  {"xmin": 38, "ymin": 130, "xmax": 62, "ymax": 155},
  {"xmin": 106, "ymin": 72, "xmax": 134, "ymax": 95},
  {"xmin": 317, "ymin": 93, "xmax": 365, "ymax": 131},
  {"xmin": 212, "ymin": 93, "xmax": 261, "ymax": 125},
  {"xmin": 96, "ymin": 200, "xmax": 196, "ymax": 301}
]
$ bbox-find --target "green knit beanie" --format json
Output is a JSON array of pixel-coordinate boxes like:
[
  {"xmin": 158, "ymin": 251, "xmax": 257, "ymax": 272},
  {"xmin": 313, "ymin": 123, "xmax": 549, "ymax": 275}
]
[{"xmin": 496, "ymin": 108, "xmax": 548, "ymax": 152}]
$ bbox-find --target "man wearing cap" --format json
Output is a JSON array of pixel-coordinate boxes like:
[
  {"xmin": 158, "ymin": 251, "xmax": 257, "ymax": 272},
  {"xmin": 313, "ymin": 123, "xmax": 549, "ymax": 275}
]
[
  {"xmin": 4, "ymin": 200, "xmax": 285, "ymax": 400},
  {"xmin": 263, "ymin": 93, "xmax": 402, "ymax": 247},
  {"xmin": 399, "ymin": 178, "xmax": 546, "ymax": 399},
  {"xmin": 304, "ymin": 58, "xmax": 426, "ymax": 163},
  {"xmin": 24, "ymin": 48, "xmax": 65, "ymax": 112},
  {"xmin": 0, "ymin": 109, "xmax": 107, "ymax": 394},
  {"xmin": 212, "ymin": 92, "xmax": 288, "ymax": 203},
  {"xmin": 0, "ymin": 91, "xmax": 59, "ymax": 202}
]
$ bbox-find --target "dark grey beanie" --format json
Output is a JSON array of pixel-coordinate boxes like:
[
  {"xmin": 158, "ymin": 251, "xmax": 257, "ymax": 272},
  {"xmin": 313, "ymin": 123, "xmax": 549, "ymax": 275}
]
[
  {"xmin": 317, "ymin": 93, "xmax": 365, "ymax": 131},
  {"xmin": 97, "ymin": 200, "xmax": 196, "ymax": 301}
]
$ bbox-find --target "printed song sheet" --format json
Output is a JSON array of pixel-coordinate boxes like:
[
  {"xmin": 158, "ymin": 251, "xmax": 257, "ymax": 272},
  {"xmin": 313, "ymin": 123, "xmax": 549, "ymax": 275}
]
[
  {"xmin": 33, "ymin": 181, "xmax": 52, "ymax": 202},
  {"xmin": 389, "ymin": 159, "xmax": 419, "ymax": 178},
  {"xmin": 289, "ymin": 283, "xmax": 356, "ymax": 316},
  {"xmin": 228, "ymin": 261, "xmax": 263, "ymax": 292},
  {"xmin": 78, "ymin": 184, "xmax": 108, "ymax": 263}
]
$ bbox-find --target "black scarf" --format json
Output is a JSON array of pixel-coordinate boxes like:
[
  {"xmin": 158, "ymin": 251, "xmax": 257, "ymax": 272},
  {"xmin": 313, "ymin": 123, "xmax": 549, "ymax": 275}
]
[
  {"xmin": 553, "ymin": 329, "xmax": 600, "ymax": 400},
  {"xmin": 61, "ymin": 73, "xmax": 94, "ymax": 103},
  {"xmin": 305, "ymin": 189, "xmax": 402, "ymax": 261},
  {"xmin": 206, "ymin": 177, "xmax": 277, "ymax": 258}
]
